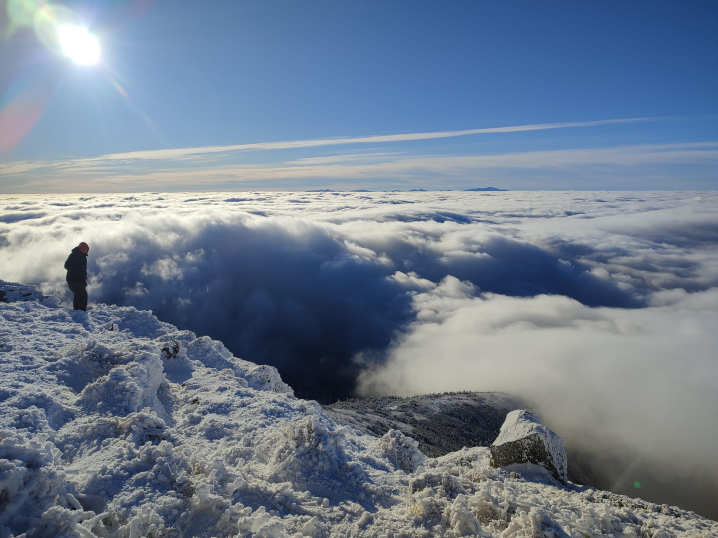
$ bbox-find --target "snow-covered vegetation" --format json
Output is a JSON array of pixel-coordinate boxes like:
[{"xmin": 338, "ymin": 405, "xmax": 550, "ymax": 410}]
[
  {"xmin": 325, "ymin": 393, "xmax": 521, "ymax": 457},
  {"xmin": 1, "ymin": 280, "xmax": 716, "ymax": 537}
]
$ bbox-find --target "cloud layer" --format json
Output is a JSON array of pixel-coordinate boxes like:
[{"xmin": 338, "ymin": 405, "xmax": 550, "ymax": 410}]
[{"xmin": 1, "ymin": 190, "xmax": 717, "ymax": 516}]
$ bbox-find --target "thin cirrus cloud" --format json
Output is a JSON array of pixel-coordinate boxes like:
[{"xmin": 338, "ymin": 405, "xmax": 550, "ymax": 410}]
[
  {"xmin": 81, "ymin": 117, "xmax": 658, "ymax": 162},
  {"xmin": 2, "ymin": 117, "xmax": 717, "ymax": 192},
  {"xmin": 0, "ymin": 117, "xmax": 649, "ymax": 172},
  {"xmin": 5, "ymin": 141, "xmax": 717, "ymax": 193}
]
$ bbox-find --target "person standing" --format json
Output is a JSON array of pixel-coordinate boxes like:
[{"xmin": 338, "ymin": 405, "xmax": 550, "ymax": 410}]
[{"xmin": 64, "ymin": 242, "xmax": 89, "ymax": 311}]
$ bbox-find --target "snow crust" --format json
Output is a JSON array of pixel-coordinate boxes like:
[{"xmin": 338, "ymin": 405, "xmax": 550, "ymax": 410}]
[{"xmin": 1, "ymin": 280, "xmax": 716, "ymax": 537}]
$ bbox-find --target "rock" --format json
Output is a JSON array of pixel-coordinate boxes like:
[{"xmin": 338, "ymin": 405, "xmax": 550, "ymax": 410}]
[
  {"xmin": 160, "ymin": 339, "xmax": 180, "ymax": 360},
  {"xmin": 490, "ymin": 410, "xmax": 567, "ymax": 483}
]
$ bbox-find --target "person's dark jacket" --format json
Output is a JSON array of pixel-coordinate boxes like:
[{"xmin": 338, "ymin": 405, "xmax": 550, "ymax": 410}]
[{"xmin": 64, "ymin": 247, "xmax": 88, "ymax": 282}]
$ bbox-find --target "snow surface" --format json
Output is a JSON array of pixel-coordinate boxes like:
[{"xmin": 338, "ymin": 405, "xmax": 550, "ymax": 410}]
[{"xmin": 1, "ymin": 280, "xmax": 716, "ymax": 537}]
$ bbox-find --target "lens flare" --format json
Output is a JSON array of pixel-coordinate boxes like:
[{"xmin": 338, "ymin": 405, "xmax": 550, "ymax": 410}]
[
  {"xmin": 57, "ymin": 25, "xmax": 101, "ymax": 66},
  {"xmin": 2, "ymin": 0, "xmax": 110, "ymax": 153},
  {"xmin": 7, "ymin": 0, "xmax": 42, "ymax": 29},
  {"xmin": 0, "ymin": 91, "xmax": 47, "ymax": 155}
]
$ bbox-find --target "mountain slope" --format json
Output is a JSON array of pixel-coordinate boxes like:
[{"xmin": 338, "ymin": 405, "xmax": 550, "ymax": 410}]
[
  {"xmin": 1, "ymin": 280, "xmax": 715, "ymax": 537},
  {"xmin": 324, "ymin": 393, "xmax": 522, "ymax": 457}
]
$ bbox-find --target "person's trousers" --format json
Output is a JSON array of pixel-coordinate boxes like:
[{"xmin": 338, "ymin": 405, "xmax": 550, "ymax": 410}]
[{"xmin": 67, "ymin": 280, "xmax": 88, "ymax": 311}]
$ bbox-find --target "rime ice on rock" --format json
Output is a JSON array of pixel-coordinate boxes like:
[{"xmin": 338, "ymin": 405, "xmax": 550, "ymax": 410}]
[{"xmin": 490, "ymin": 410, "xmax": 568, "ymax": 483}]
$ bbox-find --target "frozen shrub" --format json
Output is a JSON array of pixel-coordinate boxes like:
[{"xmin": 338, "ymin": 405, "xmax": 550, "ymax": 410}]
[
  {"xmin": 374, "ymin": 429, "xmax": 425, "ymax": 472},
  {"xmin": 269, "ymin": 415, "xmax": 347, "ymax": 479},
  {"xmin": 410, "ymin": 470, "xmax": 466, "ymax": 499},
  {"xmin": 114, "ymin": 409, "xmax": 168, "ymax": 446},
  {"xmin": 0, "ymin": 432, "xmax": 85, "ymax": 536},
  {"xmin": 237, "ymin": 506, "xmax": 287, "ymax": 538},
  {"xmin": 78, "ymin": 367, "xmax": 146, "ymax": 416},
  {"xmin": 77, "ymin": 349, "xmax": 165, "ymax": 417},
  {"xmin": 442, "ymin": 494, "xmax": 481, "ymax": 536},
  {"xmin": 244, "ymin": 364, "xmax": 292, "ymax": 394}
]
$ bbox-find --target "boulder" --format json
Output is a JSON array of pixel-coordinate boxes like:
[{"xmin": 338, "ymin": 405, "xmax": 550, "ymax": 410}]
[{"xmin": 489, "ymin": 410, "xmax": 567, "ymax": 483}]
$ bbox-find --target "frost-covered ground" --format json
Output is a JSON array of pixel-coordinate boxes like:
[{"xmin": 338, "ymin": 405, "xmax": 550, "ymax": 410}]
[{"xmin": 1, "ymin": 280, "xmax": 717, "ymax": 537}]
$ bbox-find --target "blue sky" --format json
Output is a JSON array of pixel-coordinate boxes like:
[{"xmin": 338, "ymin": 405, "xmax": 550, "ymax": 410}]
[{"xmin": 0, "ymin": 0, "xmax": 716, "ymax": 192}]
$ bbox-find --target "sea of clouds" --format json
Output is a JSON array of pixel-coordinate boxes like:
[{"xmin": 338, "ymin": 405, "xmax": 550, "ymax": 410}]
[{"xmin": 1, "ymin": 190, "xmax": 717, "ymax": 516}]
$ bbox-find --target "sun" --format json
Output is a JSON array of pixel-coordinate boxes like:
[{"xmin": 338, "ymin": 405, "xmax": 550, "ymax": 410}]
[{"xmin": 58, "ymin": 25, "xmax": 101, "ymax": 66}]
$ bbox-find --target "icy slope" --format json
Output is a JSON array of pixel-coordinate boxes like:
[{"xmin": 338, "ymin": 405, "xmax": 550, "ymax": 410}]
[{"xmin": 1, "ymin": 281, "xmax": 716, "ymax": 538}]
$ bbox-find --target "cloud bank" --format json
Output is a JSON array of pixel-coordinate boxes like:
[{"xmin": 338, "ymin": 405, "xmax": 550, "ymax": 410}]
[{"xmin": 1, "ymin": 190, "xmax": 717, "ymax": 516}]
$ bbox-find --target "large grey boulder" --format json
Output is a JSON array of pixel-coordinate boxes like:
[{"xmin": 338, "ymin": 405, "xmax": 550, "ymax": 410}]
[{"xmin": 490, "ymin": 410, "xmax": 567, "ymax": 483}]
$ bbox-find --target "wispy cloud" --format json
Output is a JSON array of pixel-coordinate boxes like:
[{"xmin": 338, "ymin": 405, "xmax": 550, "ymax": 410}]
[
  {"xmin": 2, "ymin": 117, "xmax": 654, "ymax": 175},
  {"xmin": 0, "ymin": 160, "xmax": 55, "ymax": 175},
  {"xmin": 0, "ymin": 117, "xmax": 659, "ymax": 184},
  {"xmin": 91, "ymin": 117, "xmax": 654, "ymax": 162},
  {"xmin": 3, "ymin": 113, "xmax": 716, "ymax": 193},
  {"xmin": 285, "ymin": 152, "xmax": 404, "ymax": 166},
  {"xmin": 6, "ymin": 141, "xmax": 716, "ymax": 193}
]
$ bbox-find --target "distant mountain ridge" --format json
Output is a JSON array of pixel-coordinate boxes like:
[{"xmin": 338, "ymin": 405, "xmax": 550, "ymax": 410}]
[
  {"xmin": 324, "ymin": 392, "xmax": 522, "ymax": 457},
  {"xmin": 302, "ymin": 187, "xmax": 509, "ymax": 192},
  {"xmin": 464, "ymin": 187, "xmax": 508, "ymax": 191},
  {"xmin": 324, "ymin": 392, "xmax": 594, "ymax": 486}
]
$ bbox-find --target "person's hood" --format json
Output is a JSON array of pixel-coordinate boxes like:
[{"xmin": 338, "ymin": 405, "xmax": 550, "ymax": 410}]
[{"xmin": 71, "ymin": 247, "xmax": 88, "ymax": 256}]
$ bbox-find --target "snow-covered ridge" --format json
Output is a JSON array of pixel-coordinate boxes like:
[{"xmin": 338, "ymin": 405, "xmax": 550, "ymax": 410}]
[
  {"xmin": 1, "ymin": 280, "xmax": 715, "ymax": 538},
  {"xmin": 324, "ymin": 392, "xmax": 522, "ymax": 458}
]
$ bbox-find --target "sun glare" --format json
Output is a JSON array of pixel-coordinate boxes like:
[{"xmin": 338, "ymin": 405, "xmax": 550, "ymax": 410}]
[{"xmin": 58, "ymin": 25, "xmax": 101, "ymax": 66}]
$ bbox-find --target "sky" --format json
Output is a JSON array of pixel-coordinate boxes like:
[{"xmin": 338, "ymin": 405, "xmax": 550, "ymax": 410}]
[{"xmin": 0, "ymin": 0, "xmax": 717, "ymax": 192}]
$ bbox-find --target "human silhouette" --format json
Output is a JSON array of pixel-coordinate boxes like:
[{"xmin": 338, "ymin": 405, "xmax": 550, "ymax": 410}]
[{"xmin": 64, "ymin": 242, "xmax": 89, "ymax": 311}]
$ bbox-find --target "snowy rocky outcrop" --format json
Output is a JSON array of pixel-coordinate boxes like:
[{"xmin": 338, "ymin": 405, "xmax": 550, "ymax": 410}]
[
  {"xmin": 1, "ymin": 280, "xmax": 716, "ymax": 538},
  {"xmin": 325, "ymin": 392, "xmax": 521, "ymax": 457},
  {"xmin": 0, "ymin": 281, "xmax": 56, "ymax": 305},
  {"xmin": 490, "ymin": 410, "xmax": 568, "ymax": 483}
]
